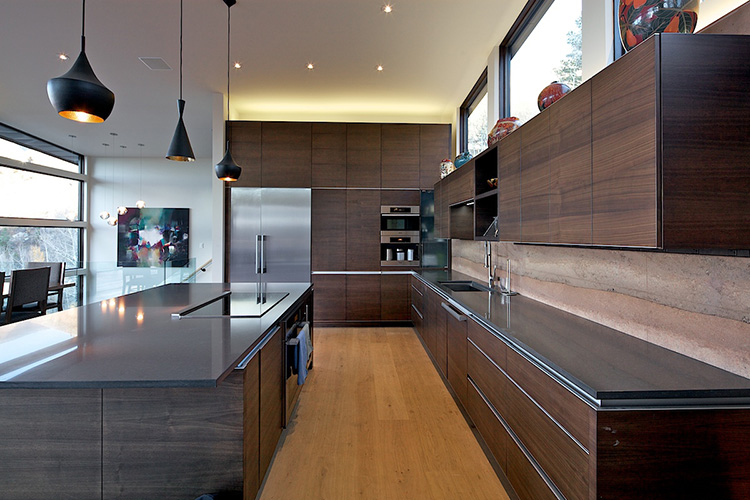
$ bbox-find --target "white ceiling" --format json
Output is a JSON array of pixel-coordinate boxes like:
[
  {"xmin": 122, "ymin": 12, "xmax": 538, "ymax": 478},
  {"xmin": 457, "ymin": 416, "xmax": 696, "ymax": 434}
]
[{"xmin": 0, "ymin": 0, "xmax": 525, "ymax": 159}]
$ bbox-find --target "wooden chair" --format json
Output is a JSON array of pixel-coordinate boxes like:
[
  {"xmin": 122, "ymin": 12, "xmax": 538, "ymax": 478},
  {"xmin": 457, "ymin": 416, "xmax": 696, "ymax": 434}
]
[
  {"xmin": 25, "ymin": 262, "xmax": 66, "ymax": 311},
  {"xmin": 3, "ymin": 267, "xmax": 50, "ymax": 324}
]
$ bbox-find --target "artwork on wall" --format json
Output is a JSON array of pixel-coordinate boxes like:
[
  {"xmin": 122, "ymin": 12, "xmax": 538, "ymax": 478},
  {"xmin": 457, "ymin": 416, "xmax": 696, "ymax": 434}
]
[{"xmin": 117, "ymin": 208, "xmax": 189, "ymax": 267}]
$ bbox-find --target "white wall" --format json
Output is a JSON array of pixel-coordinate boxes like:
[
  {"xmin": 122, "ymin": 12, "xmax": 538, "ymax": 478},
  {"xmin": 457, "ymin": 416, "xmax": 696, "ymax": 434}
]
[{"xmin": 86, "ymin": 155, "xmax": 215, "ymax": 302}]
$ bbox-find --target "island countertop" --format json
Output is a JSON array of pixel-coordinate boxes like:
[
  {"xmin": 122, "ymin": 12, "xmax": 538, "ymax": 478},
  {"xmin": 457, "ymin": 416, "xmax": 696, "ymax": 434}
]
[
  {"xmin": 415, "ymin": 270, "xmax": 750, "ymax": 407},
  {"xmin": 0, "ymin": 282, "xmax": 312, "ymax": 389}
]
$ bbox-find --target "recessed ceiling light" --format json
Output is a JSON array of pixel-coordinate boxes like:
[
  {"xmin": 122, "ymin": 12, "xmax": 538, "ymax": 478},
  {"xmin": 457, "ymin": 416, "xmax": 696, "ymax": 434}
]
[
  {"xmin": 382, "ymin": 4, "xmax": 393, "ymax": 13},
  {"xmin": 234, "ymin": 62, "xmax": 241, "ymax": 69},
  {"xmin": 307, "ymin": 63, "xmax": 314, "ymax": 70},
  {"xmin": 376, "ymin": 64, "xmax": 384, "ymax": 72},
  {"xmin": 58, "ymin": 53, "xmax": 69, "ymax": 61}
]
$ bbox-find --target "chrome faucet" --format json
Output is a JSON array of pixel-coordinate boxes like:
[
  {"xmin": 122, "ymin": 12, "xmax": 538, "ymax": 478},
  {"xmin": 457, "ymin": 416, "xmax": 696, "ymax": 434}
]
[
  {"xmin": 484, "ymin": 241, "xmax": 494, "ymax": 289},
  {"xmin": 500, "ymin": 258, "xmax": 518, "ymax": 296}
]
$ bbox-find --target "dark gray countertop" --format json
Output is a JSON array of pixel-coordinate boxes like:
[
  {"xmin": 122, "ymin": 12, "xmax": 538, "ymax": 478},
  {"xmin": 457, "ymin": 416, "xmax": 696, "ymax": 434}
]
[
  {"xmin": 0, "ymin": 282, "xmax": 311, "ymax": 389},
  {"xmin": 416, "ymin": 270, "xmax": 750, "ymax": 407}
]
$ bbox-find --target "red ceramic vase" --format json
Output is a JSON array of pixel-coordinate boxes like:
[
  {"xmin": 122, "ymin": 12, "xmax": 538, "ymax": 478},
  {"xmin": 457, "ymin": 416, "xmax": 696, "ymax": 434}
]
[
  {"xmin": 618, "ymin": 0, "xmax": 700, "ymax": 52},
  {"xmin": 537, "ymin": 82, "xmax": 571, "ymax": 112}
]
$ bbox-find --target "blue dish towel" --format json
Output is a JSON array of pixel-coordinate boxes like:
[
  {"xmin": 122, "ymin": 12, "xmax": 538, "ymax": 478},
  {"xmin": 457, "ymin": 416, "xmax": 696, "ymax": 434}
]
[{"xmin": 297, "ymin": 324, "xmax": 310, "ymax": 385}]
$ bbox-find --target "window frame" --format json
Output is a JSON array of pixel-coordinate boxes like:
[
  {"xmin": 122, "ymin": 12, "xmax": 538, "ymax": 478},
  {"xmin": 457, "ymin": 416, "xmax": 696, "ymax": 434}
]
[{"xmin": 459, "ymin": 67, "xmax": 489, "ymax": 154}]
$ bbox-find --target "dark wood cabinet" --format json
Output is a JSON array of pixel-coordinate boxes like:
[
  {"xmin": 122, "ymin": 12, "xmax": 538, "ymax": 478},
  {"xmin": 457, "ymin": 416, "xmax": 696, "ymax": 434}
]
[
  {"xmin": 420, "ymin": 124, "xmax": 452, "ymax": 189},
  {"xmin": 347, "ymin": 124, "xmax": 381, "ymax": 188},
  {"xmin": 520, "ymin": 112, "xmax": 550, "ymax": 243},
  {"xmin": 227, "ymin": 121, "xmax": 262, "ymax": 187},
  {"xmin": 549, "ymin": 80, "xmax": 592, "ymax": 245},
  {"xmin": 474, "ymin": 145, "xmax": 499, "ymax": 240},
  {"xmin": 444, "ymin": 301, "xmax": 468, "ymax": 406},
  {"xmin": 346, "ymin": 274, "xmax": 381, "ymax": 321},
  {"xmin": 259, "ymin": 327, "xmax": 283, "ymax": 480},
  {"xmin": 261, "ymin": 122, "xmax": 312, "ymax": 188},
  {"xmin": 381, "ymin": 273, "xmax": 410, "ymax": 321},
  {"xmin": 242, "ymin": 354, "xmax": 261, "ymax": 498},
  {"xmin": 435, "ymin": 164, "xmax": 475, "ymax": 240},
  {"xmin": 498, "ymin": 131, "xmax": 521, "ymax": 242},
  {"xmin": 381, "ymin": 124, "xmax": 420, "ymax": 189},
  {"xmin": 311, "ymin": 189, "xmax": 346, "ymax": 271},
  {"xmin": 312, "ymin": 274, "xmax": 346, "ymax": 323},
  {"xmin": 346, "ymin": 189, "xmax": 381, "ymax": 271},
  {"xmin": 410, "ymin": 276, "xmax": 425, "ymax": 336},
  {"xmin": 312, "ymin": 123, "xmax": 347, "ymax": 187},
  {"xmin": 592, "ymin": 37, "xmax": 658, "ymax": 247}
]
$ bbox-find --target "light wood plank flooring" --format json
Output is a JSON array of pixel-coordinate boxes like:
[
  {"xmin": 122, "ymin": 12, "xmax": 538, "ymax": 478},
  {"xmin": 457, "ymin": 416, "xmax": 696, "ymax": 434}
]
[{"xmin": 259, "ymin": 327, "xmax": 511, "ymax": 500}]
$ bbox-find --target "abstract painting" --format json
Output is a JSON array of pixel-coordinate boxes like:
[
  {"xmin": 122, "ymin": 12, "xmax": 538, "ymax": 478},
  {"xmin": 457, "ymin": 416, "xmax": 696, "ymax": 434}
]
[{"xmin": 117, "ymin": 208, "xmax": 189, "ymax": 267}]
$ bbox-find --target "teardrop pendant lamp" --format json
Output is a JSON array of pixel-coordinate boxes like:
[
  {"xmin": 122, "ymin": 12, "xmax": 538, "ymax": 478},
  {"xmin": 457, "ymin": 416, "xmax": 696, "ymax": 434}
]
[
  {"xmin": 47, "ymin": 0, "xmax": 115, "ymax": 123},
  {"xmin": 215, "ymin": 0, "xmax": 242, "ymax": 182},
  {"xmin": 166, "ymin": 0, "xmax": 195, "ymax": 162}
]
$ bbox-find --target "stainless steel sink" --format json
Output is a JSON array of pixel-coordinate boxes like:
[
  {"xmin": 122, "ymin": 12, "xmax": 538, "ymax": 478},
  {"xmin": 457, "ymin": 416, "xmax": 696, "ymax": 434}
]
[{"xmin": 438, "ymin": 281, "xmax": 491, "ymax": 292}]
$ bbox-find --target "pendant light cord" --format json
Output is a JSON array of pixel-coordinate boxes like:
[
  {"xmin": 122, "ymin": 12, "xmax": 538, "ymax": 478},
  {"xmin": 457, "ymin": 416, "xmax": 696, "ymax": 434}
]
[
  {"xmin": 179, "ymin": 0, "xmax": 184, "ymax": 101},
  {"xmin": 227, "ymin": 5, "xmax": 231, "ymax": 119},
  {"xmin": 81, "ymin": 0, "xmax": 86, "ymax": 50}
]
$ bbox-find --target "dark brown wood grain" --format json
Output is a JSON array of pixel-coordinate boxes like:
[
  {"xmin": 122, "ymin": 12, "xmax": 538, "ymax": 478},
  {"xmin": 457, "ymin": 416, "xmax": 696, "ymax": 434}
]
[
  {"xmin": 381, "ymin": 273, "xmax": 410, "ymax": 321},
  {"xmin": 450, "ymin": 203, "xmax": 475, "ymax": 240},
  {"xmin": 381, "ymin": 124, "xmax": 420, "ymax": 189},
  {"xmin": 312, "ymin": 274, "xmax": 346, "ymax": 322},
  {"xmin": 506, "ymin": 348, "xmax": 592, "ymax": 449},
  {"xmin": 347, "ymin": 124, "xmax": 381, "ymax": 187},
  {"xmin": 443, "ymin": 163, "xmax": 475, "ymax": 206},
  {"xmin": 311, "ymin": 189, "xmax": 347, "ymax": 271},
  {"xmin": 0, "ymin": 389, "xmax": 102, "ymax": 499},
  {"xmin": 261, "ymin": 122, "xmax": 312, "ymax": 188},
  {"xmin": 434, "ymin": 181, "xmax": 449, "ymax": 238},
  {"xmin": 468, "ymin": 341, "xmax": 508, "ymax": 420},
  {"xmin": 498, "ymin": 130, "xmax": 521, "ymax": 242},
  {"xmin": 228, "ymin": 121, "xmax": 262, "ymax": 187},
  {"xmin": 520, "ymin": 111, "xmax": 550, "ymax": 243},
  {"xmin": 468, "ymin": 318, "xmax": 507, "ymax": 371},
  {"xmin": 467, "ymin": 379, "xmax": 510, "ymax": 471},
  {"xmin": 346, "ymin": 189, "xmax": 381, "ymax": 270},
  {"xmin": 312, "ymin": 123, "xmax": 347, "ymax": 187},
  {"xmin": 659, "ymin": 34, "xmax": 750, "ymax": 249},
  {"xmin": 506, "ymin": 435, "xmax": 559, "ymax": 500},
  {"xmin": 592, "ymin": 36, "xmax": 659, "ymax": 247},
  {"xmin": 420, "ymin": 124, "xmax": 452, "ymax": 189},
  {"xmin": 596, "ymin": 408, "xmax": 750, "ymax": 500},
  {"xmin": 549, "ymin": 79, "xmax": 592, "ymax": 245},
  {"xmin": 102, "ymin": 375, "xmax": 244, "ymax": 499},
  {"xmin": 259, "ymin": 328, "xmax": 283, "ymax": 480},
  {"xmin": 445, "ymin": 303, "xmax": 468, "ymax": 406},
  {"xmin": 380, "ymin": 189, "xmax": 420, "ymax": 206},
  {"xmin": 243, "ymin": 354, "xmax": 261, "ymax": 499},
  {"xmin": 346, "ymin": 274, "xmax": 381, "ymax": 321}
]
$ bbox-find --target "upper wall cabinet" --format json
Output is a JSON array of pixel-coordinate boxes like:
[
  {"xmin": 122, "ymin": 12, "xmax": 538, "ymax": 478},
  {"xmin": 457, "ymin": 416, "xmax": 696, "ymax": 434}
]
[
  {"xmin": 261, "ymin": 122, "xmax": 312, "ymax": 188},
  {"xmin": 312, "ymin": 123, "xmax": 347, "ymax": 188},
  {"xmin": 420, "ymin": 125, "xmax": 452, "ymax": 189},
  {"xmin": 381, "ymin": 124, "xmax": 420, "ymax": 189},
  {"xmin": 227, "ymin": 122, "xmax": 261, "ymax": 188},
  {"xmin": 347, "ymin": 124, "xmax": 382, "ymax": 188}
]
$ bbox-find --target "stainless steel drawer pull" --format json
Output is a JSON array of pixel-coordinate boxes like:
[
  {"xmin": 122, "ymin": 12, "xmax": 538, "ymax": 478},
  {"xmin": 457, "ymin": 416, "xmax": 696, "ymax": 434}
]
[
  {"xmin": 410, "ymin": 284, "xmax": 424, "ymax": 296},
  {"xmin": 441, "ymin": 301, "xmax": 467, "ymax": 322},
  {"xmin": 411, "ymin": 303, "xmax": 424, "ymax": 320}
]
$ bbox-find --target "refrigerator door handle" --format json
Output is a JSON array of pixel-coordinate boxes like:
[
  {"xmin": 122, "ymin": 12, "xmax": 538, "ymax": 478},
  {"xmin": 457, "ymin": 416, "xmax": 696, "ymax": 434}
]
[
  {"xmin": 261, "ymin": 234, "xmax": 267, "ymax": 274},
  {"xmin": 255, "ymin": 234, "xmax": 262, "ymax": 274}
]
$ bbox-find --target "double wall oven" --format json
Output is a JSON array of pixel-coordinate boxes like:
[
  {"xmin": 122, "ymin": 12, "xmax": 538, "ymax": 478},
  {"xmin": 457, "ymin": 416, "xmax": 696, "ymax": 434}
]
[{"xmin": 381, "ymin": 205, "xmax": 419, "ymax": 266}]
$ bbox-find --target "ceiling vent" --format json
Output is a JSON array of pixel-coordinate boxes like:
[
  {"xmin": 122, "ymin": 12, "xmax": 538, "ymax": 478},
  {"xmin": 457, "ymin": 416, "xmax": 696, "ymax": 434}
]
[{"xmin": 139, "ymin": 57, "xmax": 172, "ymax": 71}]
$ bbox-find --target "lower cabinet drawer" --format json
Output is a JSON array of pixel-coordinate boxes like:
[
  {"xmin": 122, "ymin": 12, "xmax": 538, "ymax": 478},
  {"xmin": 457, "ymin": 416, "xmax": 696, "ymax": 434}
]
[
  {"xmin": 468, "ymin": 340, "xmax": 507, "ymax": 417},
  {"xmin": 467, "ymin": 379, "xmax": 509, "ymax": 471},
  {"xmin": 411, "ymin": 303, "xmax": 423, "ymax": 335},
  {"xmin": 507, "ymin": 434, "xmax": 559, "ymax": 500}
]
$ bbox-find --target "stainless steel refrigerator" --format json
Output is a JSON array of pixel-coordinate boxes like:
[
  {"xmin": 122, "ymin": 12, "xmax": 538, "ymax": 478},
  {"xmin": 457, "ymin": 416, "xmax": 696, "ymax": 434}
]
[{"xmin": 229, "ymin": 188, "xmax": 311, "ymax": 283}]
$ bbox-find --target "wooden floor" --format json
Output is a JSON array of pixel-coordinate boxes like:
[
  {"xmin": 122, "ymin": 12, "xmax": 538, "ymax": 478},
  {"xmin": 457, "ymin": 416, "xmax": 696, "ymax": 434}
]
[{"xmin": 259, "ymin": 327, "xmax": 512, "ymax": 500}]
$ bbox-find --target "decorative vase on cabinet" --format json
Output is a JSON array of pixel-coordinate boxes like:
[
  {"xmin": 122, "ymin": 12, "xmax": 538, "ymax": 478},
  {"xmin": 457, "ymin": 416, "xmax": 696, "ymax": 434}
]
[{"xmin": 618, "ymin": 0, "xmax": 700, "ymax": 51}]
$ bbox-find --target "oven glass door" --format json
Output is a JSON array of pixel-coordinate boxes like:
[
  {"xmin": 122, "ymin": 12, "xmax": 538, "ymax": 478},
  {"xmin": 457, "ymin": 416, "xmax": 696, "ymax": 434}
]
[{"xmin": 381, "ymin": 215, "xmax": 419, "ymax": 232}]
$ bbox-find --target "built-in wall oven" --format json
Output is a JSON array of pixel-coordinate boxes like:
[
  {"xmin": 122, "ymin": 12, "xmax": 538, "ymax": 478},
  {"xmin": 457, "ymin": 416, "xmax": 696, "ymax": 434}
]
[{"xmin": 381, "ymin": 205, "xmax": 420, "ymax": 266}]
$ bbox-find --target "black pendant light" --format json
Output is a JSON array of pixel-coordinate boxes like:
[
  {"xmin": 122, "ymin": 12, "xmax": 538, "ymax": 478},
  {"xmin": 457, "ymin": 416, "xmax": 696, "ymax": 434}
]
[
  {"xmin": 215, "ymin": 0, "xmax": 242, "ymax": 182},
  {"xmin": 47, "ymin": 0, "xmax": 115, "ymax": 123},
  {"xmin": 166, "ymin": 0, "xmax": 195, "ymax": 162}
]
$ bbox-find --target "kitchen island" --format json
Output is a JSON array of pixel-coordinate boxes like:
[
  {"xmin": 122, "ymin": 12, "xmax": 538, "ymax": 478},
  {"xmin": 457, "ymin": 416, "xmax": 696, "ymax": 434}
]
[{"xmin": 0, "ymin": 282, "xmax": 313, "ymax": 500}]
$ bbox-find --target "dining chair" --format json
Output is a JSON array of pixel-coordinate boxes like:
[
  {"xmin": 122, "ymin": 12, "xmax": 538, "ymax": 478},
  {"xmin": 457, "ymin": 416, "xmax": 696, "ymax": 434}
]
[
  {"xmin": 3, "ymin": 267, "xmax": 50, "ymax": 324},
  {"xmin": 26, "ymin": 262, "xmax": 66, "ymax": 311}
]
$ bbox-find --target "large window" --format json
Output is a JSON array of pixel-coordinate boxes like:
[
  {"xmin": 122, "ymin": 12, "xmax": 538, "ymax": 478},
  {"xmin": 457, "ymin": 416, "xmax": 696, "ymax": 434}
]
[
  {"xmin": 0, "ymin": 125, "xmax": 85, "ymax": 308},
  {"xmin": 460, "ymin": 69, "xmax": 489, "ymax": 157},
  {"xmin": 501, "ymin": 0, "xmax": 582, "ymax": 123}
]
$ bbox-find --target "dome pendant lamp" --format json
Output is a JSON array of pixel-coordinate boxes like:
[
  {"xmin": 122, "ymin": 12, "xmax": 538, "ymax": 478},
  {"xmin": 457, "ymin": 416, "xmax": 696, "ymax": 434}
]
[
  {"xmin": 215, "ymin": 0, "xmax": 241, "ymax": 182},
  {"xmin": 47, "ymin": 0, "xmax": 115, "ymax": 123},
  {"xmin": 166, "ymin": 0, "xmax": 195, "ymax": 162}
]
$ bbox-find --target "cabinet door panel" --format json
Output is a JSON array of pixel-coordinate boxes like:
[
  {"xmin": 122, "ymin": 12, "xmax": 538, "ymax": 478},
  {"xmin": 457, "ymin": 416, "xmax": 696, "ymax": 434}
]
[
  {"xmin": 467, "ymin": 380, "xmax": 509, "ymax": 471},
  {"xmin": 468, "ymin": 342, "xmax": 507, "ymax": 420},
  {"xmin": 261, "ymin": 122, "xmax": 312, "ymax": 188},
  {"xmin": 312, "ymin": 123, "xmax": 346, "ymax": 187},
  {"xmin": 382, "ymin": 124, "xmax": 420, "ymax": 189},
  {"xmin": 507, "ymin": 436, "xmax": 558, "ymax": 500},
  {"xmin": 228, "ymin": 122, "xmax": 262, "ymax": 187},
  {"xmin": 420, "ymin": 124, "xmax": 451, "ymax": 189},
  {"xmin": 346, "ymin": 189, "xmax": 381, "ymax": 271},
  {"xmin": 312, "ymin": 274, "xmax": 346, "ymax": 322},
  {"xmin": 347, "ymin": 124, "xmax": 381, "ymax": 188},
  {"xmin": 346, "ymin": 274, "xmax": 381, "ymax": 321},
  {"xmin": 243, "ymin": 355, "xmax": 261, "ymax": 498},
  {"xmin": 592, "ymin": 37, "xmax": 658, "ymax": 247},
  {"xmin": 498, "ymin": 131, "xmax": 521, "ymax": 242},
  {"xmin": 520, "ymin": 113, "xmax": 550, "ymax": 242},
  {"xmin": 381, "ymin": 274, "xmax": 410, "ymax": 321},
  {"xmin": 445, "ymin": 304, "xmax": 468, "ymax": 406},
  {"xmin": 312, "ymin": 190, "xmax": 346, "ymax": 271},
  {"xmin": 549, "ymin": 80, "xmax": 592, "ymax": 245},
  {"xmin": 259, "ymin": 328, "xmax": 283, "ymax": 478}
]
